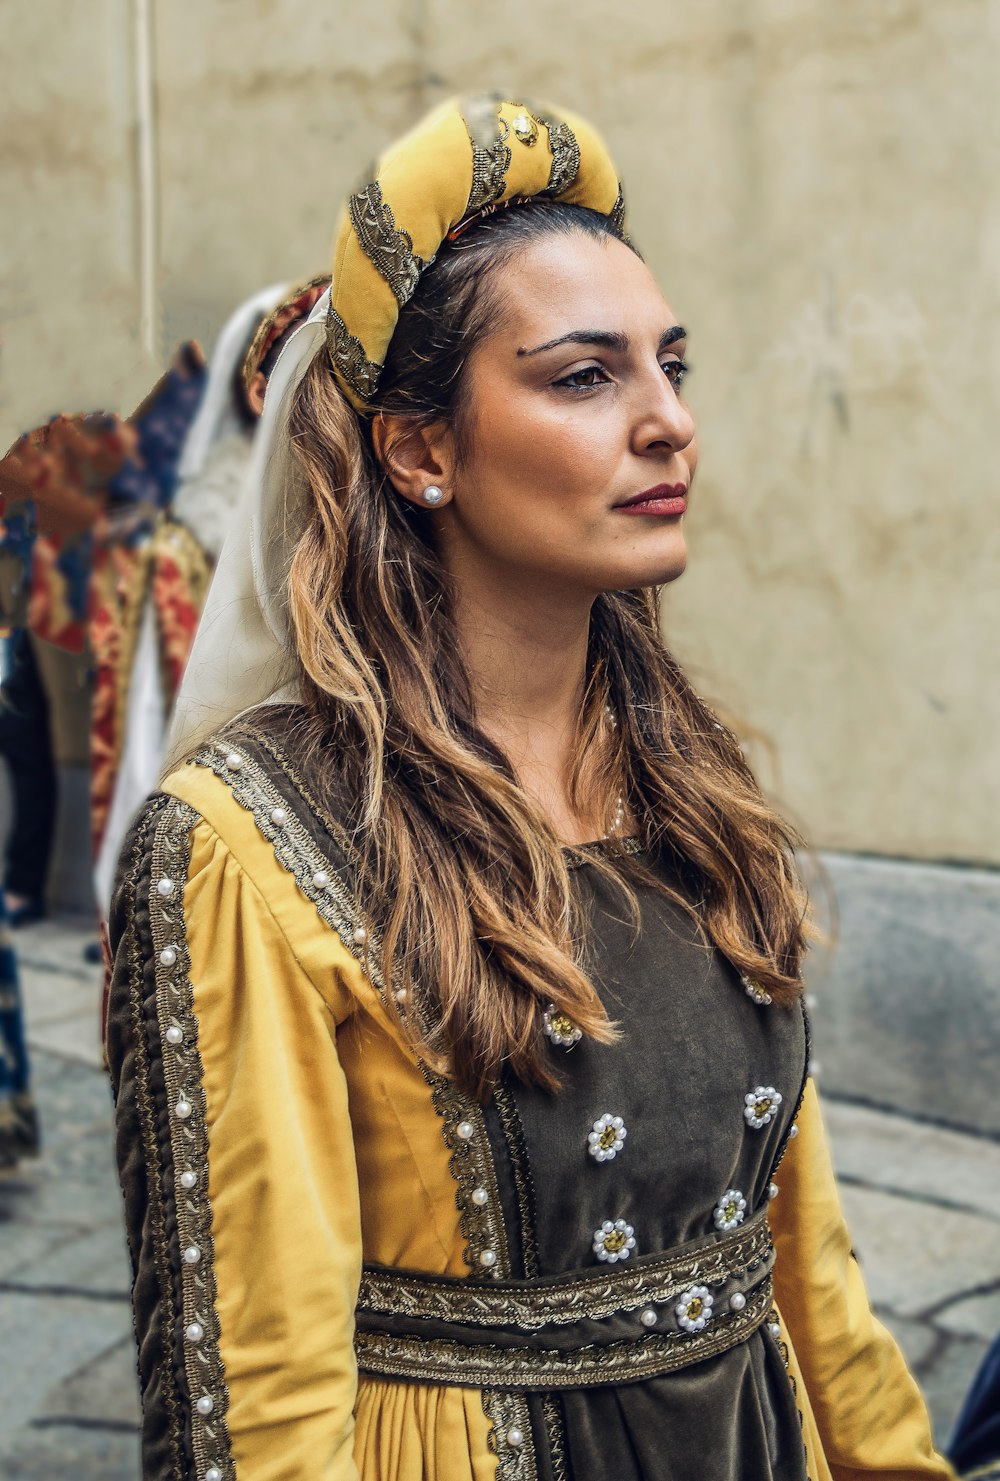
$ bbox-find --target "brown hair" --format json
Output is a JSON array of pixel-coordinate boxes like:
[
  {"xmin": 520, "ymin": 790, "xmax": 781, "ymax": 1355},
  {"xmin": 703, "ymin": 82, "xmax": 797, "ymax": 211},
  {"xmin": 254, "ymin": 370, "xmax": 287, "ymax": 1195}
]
[{"xmin": 287, "ymin": 201, "xmax": 810, "ymax": 1101}]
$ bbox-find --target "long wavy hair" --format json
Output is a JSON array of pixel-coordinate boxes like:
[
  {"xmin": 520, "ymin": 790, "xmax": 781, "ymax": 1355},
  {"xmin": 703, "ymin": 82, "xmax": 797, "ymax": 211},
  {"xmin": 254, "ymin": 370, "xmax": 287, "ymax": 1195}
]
[{"xmin": 286, "ymin": 201, "xmax": 811, "ymax": 1100}]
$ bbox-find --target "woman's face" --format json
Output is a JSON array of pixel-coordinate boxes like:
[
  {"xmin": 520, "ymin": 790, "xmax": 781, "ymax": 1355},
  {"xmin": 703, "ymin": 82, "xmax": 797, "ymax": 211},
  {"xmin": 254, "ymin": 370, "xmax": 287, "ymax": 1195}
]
[{"xmin": 440, "ymin": 230, "xmax": 697, "ymax": 600}]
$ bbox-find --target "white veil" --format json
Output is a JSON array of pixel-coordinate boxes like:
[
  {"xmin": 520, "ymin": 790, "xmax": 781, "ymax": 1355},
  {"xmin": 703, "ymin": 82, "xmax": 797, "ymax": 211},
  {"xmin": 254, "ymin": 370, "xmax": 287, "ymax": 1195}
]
[
  {"xmin": 177, "ymin": 282, "xmax": 289, "ymax": 481},
  {"xmin": 163, "ymin": 288, "xmax": 333, "ymax": 769}
]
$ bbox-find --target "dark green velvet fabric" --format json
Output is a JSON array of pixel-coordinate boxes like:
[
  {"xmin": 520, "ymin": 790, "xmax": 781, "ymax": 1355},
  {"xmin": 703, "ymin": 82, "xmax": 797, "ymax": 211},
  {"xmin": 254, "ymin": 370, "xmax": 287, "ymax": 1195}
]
[{"xmin": 489, "ymin": 851, "xmax": 810, "ymax": 1478}]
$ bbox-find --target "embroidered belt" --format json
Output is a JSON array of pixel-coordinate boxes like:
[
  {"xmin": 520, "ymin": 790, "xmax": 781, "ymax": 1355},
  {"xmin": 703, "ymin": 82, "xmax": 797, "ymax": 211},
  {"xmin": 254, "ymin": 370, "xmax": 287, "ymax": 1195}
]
[{"xmin": 353, "ymin": 1206, "xmax": 775, "ymax": 1390}]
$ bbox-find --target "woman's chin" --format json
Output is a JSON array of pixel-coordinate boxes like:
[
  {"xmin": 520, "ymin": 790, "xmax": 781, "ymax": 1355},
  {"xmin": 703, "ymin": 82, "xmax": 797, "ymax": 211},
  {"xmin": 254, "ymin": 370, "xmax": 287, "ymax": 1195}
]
[{"xmin": 611, "ymin": 545, "xmax": 688, "ymax": 591}]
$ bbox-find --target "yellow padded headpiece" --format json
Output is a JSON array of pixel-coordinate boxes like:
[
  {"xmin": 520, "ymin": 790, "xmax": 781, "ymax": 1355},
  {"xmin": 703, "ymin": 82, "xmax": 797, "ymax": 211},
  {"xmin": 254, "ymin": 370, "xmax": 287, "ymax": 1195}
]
[{"xmin": 326, "ymin": 93, "xmax": 626, "ymax": 411}]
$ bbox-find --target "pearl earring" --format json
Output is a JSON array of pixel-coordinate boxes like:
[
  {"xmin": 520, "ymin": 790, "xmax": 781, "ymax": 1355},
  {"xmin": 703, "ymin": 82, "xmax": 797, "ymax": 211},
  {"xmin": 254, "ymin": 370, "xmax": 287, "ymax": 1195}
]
[{"xmin": 422, "ymin": 485, "xmax": 445, "ymax": 506}]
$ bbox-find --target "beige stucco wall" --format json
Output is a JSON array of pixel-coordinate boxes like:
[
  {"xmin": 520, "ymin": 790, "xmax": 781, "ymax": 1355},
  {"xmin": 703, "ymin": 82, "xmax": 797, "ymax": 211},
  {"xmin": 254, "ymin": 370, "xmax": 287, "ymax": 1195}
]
[{"xmin": 2, "ymin": 0, "xmax": 996, "ymax": 862}]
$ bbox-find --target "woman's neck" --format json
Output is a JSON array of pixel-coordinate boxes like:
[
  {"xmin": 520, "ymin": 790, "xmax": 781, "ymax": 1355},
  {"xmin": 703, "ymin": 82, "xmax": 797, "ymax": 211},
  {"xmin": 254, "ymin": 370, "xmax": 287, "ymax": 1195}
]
[{"xmin": 452, "ymin": 577, "xmax": 608, "ymax": 845}]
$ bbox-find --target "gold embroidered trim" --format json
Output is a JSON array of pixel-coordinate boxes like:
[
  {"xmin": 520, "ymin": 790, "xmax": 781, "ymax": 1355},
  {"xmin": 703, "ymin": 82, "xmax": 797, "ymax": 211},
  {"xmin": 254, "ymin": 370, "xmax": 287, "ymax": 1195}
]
[
  {"xmin": 464, "ymin": 97, "xmax": 512, "ymax": 212},
  {"xmin": 767, "ymin": 1305, "xmax": 813, "ymax": 1479},
  {"xmin": 193, "ymin": 740, "xmax": 511, "ymax": 1278},
  {"xmin": 349, "ymin": 181, "xmax": 427, "ymax": 308},
  {"xmin": 325, "ymin": 302, "xmax": 382, "ymax": 403},
  {"xmin": 540, "ymin": 118, "xmax": 581, "ymax": 197},
  {"xmin": 150, "ymin": 797, "xmax": 234, "ymax": 1479},
  {"xmin": 610, "ymin": 183, "xmax": 626, "ymax": 235},
  {"xmin": 125, "ymin": 797, "xmax": 188, "ymax": 1479},
  {"xmin": 483, "ymin": 1389, "xmax": 538, "ymax": 1481},
  {"xmin": 563, "ymin": 834, "xmax": 644, "ymax": 870},
  {"xmin": 355, "ymin": 1271, "xmax": 773, "ymax": 1389},
  {"xmin": 417, "ymin": 1058, "xmax": 513, "ymax": 1280},
  {"xmin": 767, "ymin": 1003, "xmax": 811, "ymax": 1183},
  {"xmin": 493, "ymin": 1083, "xmax": 540, "ymax": 1277},
  {"xmin": 357, "ymin": 1205, "xmax": 772, "ymax": 1330},
  {"xmin": 541, "ymin": 1395, "xmax": 568, "ymax": 1481}
]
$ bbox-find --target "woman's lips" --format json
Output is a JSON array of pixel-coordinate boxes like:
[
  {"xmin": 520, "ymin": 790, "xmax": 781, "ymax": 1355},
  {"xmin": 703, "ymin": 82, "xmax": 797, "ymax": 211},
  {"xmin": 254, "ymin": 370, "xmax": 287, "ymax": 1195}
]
[{"xmin": 615, "ymin": 483, "xmax": 688, "ymax": 517}]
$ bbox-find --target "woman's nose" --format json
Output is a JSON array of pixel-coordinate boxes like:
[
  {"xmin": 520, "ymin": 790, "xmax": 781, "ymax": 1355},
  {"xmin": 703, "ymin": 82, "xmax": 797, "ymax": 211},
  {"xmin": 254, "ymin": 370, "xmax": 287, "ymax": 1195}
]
[{"xmin": 632, "ymin": 371, "xmax": 696, "ymax": 455}]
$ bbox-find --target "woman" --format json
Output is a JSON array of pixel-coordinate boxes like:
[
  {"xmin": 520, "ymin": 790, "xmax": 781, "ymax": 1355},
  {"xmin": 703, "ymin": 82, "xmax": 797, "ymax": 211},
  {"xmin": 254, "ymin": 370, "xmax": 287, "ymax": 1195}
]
[{"xmin": 107, "ymin": 95, "xmax": 954, "ymax": 1480}]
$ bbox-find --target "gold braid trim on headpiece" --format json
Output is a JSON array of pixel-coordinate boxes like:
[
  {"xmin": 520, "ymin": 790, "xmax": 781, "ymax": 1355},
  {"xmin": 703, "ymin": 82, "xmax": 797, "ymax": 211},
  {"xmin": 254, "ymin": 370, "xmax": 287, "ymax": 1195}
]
[
  {"xmin": 241, "ymin": 275, "xmax": 332, "ymax": 396},
  {"xmin": 327, "ymin": 94, "xmax": 627, "ymax": 411}
]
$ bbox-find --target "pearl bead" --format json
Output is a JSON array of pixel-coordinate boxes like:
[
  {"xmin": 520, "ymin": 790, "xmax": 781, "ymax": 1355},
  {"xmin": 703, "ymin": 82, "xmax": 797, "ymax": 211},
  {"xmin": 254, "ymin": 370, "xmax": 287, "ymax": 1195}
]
[
  {"xmin": 175, "ymin": 1097, "xmax": 192, "ymax": 1121},
  {"xmin": 270, "ymin": 807, "xmax": 287, "ymax": 826},
  {"xmin": 393, "ymin": 988, "xmax": 407, "ymax": 1004},
  {"xmin": 471, "ymin": 1186, "xmax": 488, "ymax": 1206},
  {"xmin": 768, "ymin": 1183, "xmax": 779, "ymax": 1200},
  {"xmin": 456, "ymin": 1121, "xmax": 474, "ymax": 1141},
  {"xmin": 769, "ymin": 1322, "xmax": 782, "ymax": 1339},
  {"xmin": 788, "ymin": 1123, "xmax": 799, "ymax": 1139},
  {"xmin": 312, "ymin": 870, "xmax": 330, "ymax": 889},
  {"xmin": 185, "ymin": 1322, "xmax": 204, "ymax": 1343},
  {"xmin": 353, "ymin": 925, "xmax": 367, "ymax": 945},
  {"xmin": 225, "ymin": 752, "xmax": 243, "ymax": 771},
  {"xmin": 730, "ymin": 1291, "xmax": 747, "ymax": 1312},
  {"xmin": 479, "ymin": 1248, "xmax": 497, "ymax": 1268},
  {"xmin": 165, "ymin": 1025, "xmax": 183, "ymax": 1046},
  {"xmin": 639, "ymin": 1307, "xmax": 657, "ymax": 1328},
  {"xmin": 183, "ymin": 1246, "xmax": 201, "ymax": 1265},
  {"xmin": 196, "ymin": 1393, "xmax": 214, "ymax": 1416},
  {"xmin": 159, "ymin": 946, "xmax": 177, "ymax": 967},
  {"xmin": 205, "ymin": 1470, "xmax": 222, "ymax": 1481},
  {"xmin": 156, "ymin": 878, "xmax": 175, "ymax": 898},
  {"xmin": 506, "ymin": 1425, "xmax": 525, "ymax": 1447},
  {"xmin": 180, "ymin": 1170, "xmax": 198, "ymax": 1190}
]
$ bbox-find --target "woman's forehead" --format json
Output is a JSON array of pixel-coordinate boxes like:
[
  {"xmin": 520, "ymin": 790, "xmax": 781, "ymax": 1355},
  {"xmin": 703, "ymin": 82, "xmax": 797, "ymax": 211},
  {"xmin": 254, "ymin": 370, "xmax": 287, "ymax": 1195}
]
[{"xmin": 490, "ymin": 233, "xmax": 677, "ymax": 349}]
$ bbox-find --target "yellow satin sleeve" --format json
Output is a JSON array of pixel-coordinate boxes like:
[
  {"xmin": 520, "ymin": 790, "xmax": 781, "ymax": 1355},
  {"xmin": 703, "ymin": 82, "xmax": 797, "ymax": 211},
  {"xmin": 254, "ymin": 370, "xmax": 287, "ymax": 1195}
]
[
  {"xmin": 183, "ymin": 804, "xmax": 365, "ymax": 1480},
  {"xmin": 771, "ymin": 1079, "xmax": 956, "ymax": 1481}
]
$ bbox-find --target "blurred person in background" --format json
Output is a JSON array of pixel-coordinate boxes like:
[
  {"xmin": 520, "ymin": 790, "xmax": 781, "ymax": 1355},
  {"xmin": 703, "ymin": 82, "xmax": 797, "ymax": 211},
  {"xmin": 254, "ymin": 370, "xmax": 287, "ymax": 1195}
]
[
  {"xmin": 0, "ymin": 630, "xmax": 56, "ymax": 927},
  {"xmin": 106, "ymin": 96, "xmax": 955, "ymax": 1479},
  {"xmin": 93, "ymin": 276, "xmax": 329, "ymax": 921},
  {"xmin": 0, "ymin": 895, "xmax": 38, "ymax": 1167},
  {"xmin": 949, "ymin": 1336, "xmax": 1000, "ymax": 1478}
]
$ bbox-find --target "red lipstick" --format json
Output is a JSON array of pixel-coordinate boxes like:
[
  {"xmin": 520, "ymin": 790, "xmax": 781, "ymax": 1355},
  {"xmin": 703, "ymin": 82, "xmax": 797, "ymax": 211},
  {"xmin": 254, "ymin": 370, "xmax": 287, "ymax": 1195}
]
[{"xmin": 615, "ymin": 482, "xmax": 688, "ymax": 517}]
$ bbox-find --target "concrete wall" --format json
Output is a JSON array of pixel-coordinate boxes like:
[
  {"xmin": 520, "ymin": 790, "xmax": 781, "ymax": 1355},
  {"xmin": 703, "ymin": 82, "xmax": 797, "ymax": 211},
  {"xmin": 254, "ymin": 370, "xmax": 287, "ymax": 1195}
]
[{"xmin": 2, "ymin": 0, "xmax": 997, "ymax": 864}]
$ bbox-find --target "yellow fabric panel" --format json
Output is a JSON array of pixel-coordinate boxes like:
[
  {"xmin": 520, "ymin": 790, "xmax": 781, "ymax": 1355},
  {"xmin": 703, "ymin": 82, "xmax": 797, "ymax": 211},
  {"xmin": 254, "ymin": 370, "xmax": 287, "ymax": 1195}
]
[
  {"xmin": 169, "ymin": 765, "xmax": 494, "ymax": 1474},
  {"xmin": 354, "ymin": 1377, "xmax": 497, "ymax": 1481},
  {"xmin": 770, "ymin": 1080, "xmax": 955, "ymax": 1481},
  {"xmin": 166, "ymin": 763, "xmax": 381, "ymax": 1032},
  {"xmin": 336, "ymin": 1012, "xmax": 473, "ymax": 1277},
  {"xmin": 166, "ymin": 762, "xmax": 473, "ymax": 1276},
  {"xmin": 186, "ymin": 818, "xmax": 363, "ymax": 1480}
]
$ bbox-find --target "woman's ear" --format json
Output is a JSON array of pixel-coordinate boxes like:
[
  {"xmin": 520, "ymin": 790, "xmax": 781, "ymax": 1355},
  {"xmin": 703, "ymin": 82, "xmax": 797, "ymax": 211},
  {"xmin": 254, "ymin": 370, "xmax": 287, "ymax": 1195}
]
[{"xmin": 371, "ymin": 413, "xmax": 456, "ymax": 509}]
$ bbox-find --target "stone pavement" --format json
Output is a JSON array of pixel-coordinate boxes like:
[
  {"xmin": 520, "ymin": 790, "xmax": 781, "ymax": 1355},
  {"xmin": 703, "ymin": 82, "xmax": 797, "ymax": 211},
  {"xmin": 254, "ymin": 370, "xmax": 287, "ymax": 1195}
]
[{"xmin": 1, "ymin": 918, "xmax": 998, "ymax": 1478}]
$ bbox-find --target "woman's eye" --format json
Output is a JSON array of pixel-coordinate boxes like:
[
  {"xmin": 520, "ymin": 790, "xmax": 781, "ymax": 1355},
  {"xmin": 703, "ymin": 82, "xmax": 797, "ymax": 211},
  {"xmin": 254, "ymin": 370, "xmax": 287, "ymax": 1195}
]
[
  {"xmin": 554, "ymin": 365, "xmax": 609, "ymax": 391},
  {"xmin": 663, "ymin": 358, "xmax": 690, "ymax": 392}
]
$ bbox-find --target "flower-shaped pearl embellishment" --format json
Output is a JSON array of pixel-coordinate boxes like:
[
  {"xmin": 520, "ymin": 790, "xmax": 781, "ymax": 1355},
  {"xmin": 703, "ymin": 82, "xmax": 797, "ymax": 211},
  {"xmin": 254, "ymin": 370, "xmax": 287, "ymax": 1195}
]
[
  {"xmin": 543, "ymin": 1003, "xmax": 582, "ymax": 1049},
  {"xmin": 593, "ymin": 1218, "xmax": 636, "ymax": 1263},
  {"xmin": 741, "ymin": 973, "xmax": 772, "ymax": 1006},
  {"xmin": 675, "ymin": 1284, "xmax": 714, "ymax": 1334},
  {"xmin": 588, "ymin": 1113, "xmax": 627, "ymax": 1163},
  {"xmin": 713, "ymin": 1188, "xmax": 747, "ymax": 1232},
  {"xmin": 743, "ymin": 1086, "xmax": 783, "ymax": 1130}
]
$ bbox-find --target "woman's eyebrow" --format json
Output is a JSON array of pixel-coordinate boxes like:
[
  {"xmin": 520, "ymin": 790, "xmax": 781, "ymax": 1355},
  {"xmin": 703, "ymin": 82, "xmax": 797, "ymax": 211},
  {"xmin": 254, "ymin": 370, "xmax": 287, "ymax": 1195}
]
[{"xmin": 517, "ymin": 325, "xmax": 687, "ymax": 357}]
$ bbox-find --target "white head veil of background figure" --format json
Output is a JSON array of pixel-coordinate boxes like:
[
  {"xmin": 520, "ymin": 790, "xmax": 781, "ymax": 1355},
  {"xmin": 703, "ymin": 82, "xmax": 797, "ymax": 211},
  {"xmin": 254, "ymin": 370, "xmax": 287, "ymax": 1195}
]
[
  {"xmin": 163, "ymin": 287, "xmax": 333, "ymax": 771},
  {"xmin": 172, "ymin": 282, "xmax": 289, "ymax": 562},
  {"xmin": 176, "ymin": 282, "xmax": 289, "ymax": 482}
]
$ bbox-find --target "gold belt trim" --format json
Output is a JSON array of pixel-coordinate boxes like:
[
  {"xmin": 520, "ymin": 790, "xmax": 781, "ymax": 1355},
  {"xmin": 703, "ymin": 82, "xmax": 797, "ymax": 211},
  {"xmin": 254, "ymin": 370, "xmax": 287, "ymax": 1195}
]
[{"xmin": 354, "ymin": 1207, "xmax": 775, "ymax": 1390}]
